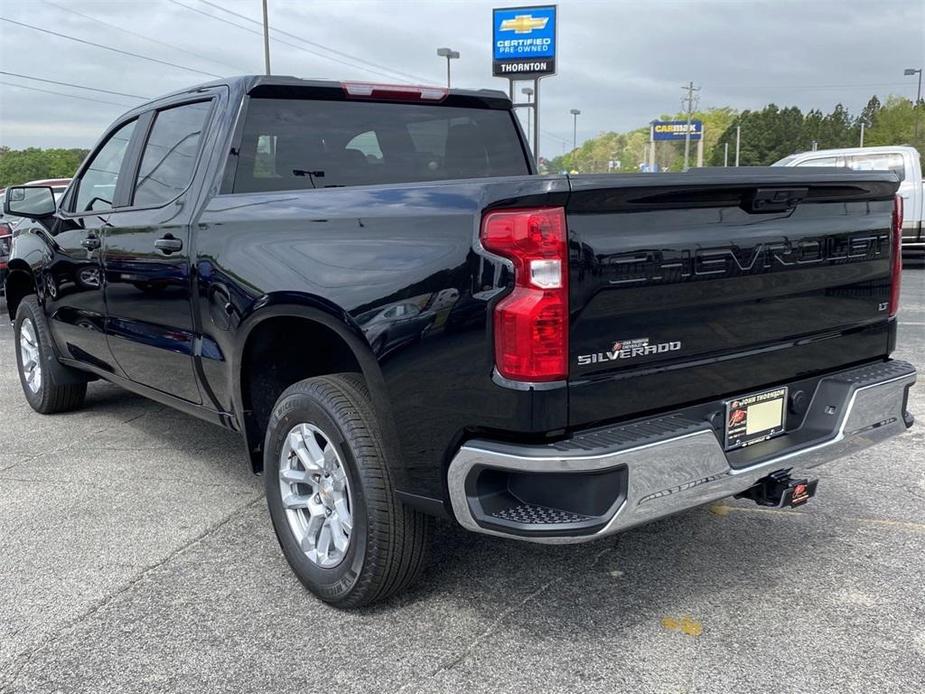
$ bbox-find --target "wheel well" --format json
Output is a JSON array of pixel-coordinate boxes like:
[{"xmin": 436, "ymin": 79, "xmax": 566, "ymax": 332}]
[
  {"xmin": 241, "ymin": 316, "xmax": 363, "ymax": 472},
  {"xmin": 4, "ymin": 269, "xmax": 36, "ymax": 320}
]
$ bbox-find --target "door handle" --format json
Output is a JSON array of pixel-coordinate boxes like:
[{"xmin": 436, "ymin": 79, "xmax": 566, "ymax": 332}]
[
  {"xmin": 81, "ymin": 235, "xmax": 101, "ymax": 251},
  {"xmin": 155, "ymin": 234, "xmax": 183, "ymax": 254}
]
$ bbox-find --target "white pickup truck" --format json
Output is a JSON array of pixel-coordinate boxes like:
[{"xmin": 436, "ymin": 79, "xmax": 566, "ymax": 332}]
[{"xmin": 774, "ymin": 146, "xmax": 924, "ymax": 254}]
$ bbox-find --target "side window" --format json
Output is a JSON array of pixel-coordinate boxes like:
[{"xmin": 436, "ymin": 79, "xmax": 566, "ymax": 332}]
[
  {"xmin": 346, "ymin": 131, "xmax": 383, "ymax": 162},
  {"xmin": 74, "ymin": 119, "xmax": 137, "ymax": 213},
  {"xmin": 846, "ymin": 153, "xmax": 905, "ymax": 182},
  {"xmin": 133, "ymin": 101, "xmax": 211, "ymax": 207},
  {"xmin": 254, "ymin": 135, "xmax": 278, "ymax": 177},
  {"xmin": 796, "ymin": 156, "xmax": 839, "ymax": 168}
]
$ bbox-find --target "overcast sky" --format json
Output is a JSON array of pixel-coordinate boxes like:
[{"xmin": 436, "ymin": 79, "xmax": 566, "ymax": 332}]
[{"xmin": 0, "ymin": 0, "xmax": 923, "ymax": 158}]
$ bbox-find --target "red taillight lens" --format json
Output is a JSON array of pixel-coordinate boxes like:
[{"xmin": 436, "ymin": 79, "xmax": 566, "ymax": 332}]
[
  {"xmin": 481, "ymin": 207, "xmax": 568, "ymax": 381},
  {"xmin": 889, "ymin": 195, "xmax": 903, "ymax": 317}
]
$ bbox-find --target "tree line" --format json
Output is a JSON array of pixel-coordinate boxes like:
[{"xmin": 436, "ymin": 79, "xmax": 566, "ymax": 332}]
[
  {"xmin": 547, "ymin": 95, "xmax": 925, "ymax": 173},
  {"xmin": 0, "ymin": 147, "xmax": 89, "ymax": 189}
]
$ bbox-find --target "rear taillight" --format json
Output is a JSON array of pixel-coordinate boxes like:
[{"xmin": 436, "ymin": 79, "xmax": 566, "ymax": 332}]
[
  {"xmin": 889, "ymin": 195, "xmax": 903, "ymax": 317},
  {"xmin": 481, "ymin": 207, "xmax": 568, "ymax": 382}
]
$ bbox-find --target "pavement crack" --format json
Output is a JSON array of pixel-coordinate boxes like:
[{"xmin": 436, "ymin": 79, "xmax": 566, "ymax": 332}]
[
  {"xmin": 0, "ymin": 493, "xmax": 264, "ymax": 688},
  {"xmin": 397, "ymin": 546, "xmax": 615, "ymax": 692}
]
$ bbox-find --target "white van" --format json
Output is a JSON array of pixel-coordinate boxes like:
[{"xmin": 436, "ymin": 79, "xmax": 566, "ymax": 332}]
[{"xmin": 774, "ymin": 146, "xmax": 924, "ymax": 254}]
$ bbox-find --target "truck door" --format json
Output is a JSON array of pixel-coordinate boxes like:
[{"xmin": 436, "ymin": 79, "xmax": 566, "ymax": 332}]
[
  {"xmin": 45, "ymin": 118, "xmax": 139, "ymax": 372},
  {"xmin": 101, "ymin": 98, "xmax": 214, "ymax": 404}
]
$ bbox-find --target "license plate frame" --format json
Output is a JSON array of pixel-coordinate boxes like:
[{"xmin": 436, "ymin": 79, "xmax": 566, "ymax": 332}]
[{"xmin": 724, "ymin": 386, "xmax": 788, "ymax": 451}]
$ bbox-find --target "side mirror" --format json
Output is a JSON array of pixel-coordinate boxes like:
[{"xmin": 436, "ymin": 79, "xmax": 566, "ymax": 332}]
[{"xmin": 3, "ymin": 186, "xmax": 57, "ymax": 219}]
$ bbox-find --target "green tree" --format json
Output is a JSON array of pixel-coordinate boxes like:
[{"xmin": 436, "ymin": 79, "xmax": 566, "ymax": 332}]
[
  {"xmin": 0, "ymin": 148, "xmax": 88, "ymax": 188},
  {"xmin": 866, "ymin": 95, "xmax": 925, "ymax": 162}
]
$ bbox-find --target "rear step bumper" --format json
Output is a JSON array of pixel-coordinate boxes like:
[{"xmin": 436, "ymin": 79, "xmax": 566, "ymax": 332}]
[{"xmin": 447, "ymin": 359, "xmax": 917, "ymax": 543}]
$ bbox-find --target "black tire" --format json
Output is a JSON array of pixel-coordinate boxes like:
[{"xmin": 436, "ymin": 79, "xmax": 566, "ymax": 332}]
[
  {"xmin": 263, "ymin": 373, "xmax": 431, "ymax": 607},
  {"xmin": 14, "ymin": 296, "xmax": 87, "ymax": 414}
]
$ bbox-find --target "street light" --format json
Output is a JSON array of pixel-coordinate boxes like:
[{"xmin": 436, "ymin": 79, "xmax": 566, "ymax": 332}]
[
  {"xmin": 436, "ymin": 47, "xmax": 460, "ymax": 88},
  {"xmin": 521, "ymin": 87, "xmax": 534, "ymax": 142},
  {"xmin": 905, "ymin": 67, "xmax": 923, "ymax": 139},
  {"xmin": 570, "ymin": 108, "xmax": 581, "ymax": 151},
  {"xmin": 904, "ymin": 67, "xmax": 923, "ymax": 103}
]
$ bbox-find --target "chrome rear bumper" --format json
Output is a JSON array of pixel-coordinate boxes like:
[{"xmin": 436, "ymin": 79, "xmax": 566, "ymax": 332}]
[{"xmin": 448, "ymin": 360, "xmax": 916, "ymax": 544}]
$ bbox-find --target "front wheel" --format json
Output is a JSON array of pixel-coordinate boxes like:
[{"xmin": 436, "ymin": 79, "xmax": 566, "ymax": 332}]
[
  {"xmin": 263, "ymin": 374, "xmax": 431, "ymax": 607},
  {"xmin": 14, "ymin": 296, "xmax": 87, "ymax": 414}
]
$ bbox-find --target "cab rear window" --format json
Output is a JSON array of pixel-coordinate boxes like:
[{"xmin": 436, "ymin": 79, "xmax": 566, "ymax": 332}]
[{"xmin": 230, "ymin": 98, "xmax": 530, "ymax": 193}]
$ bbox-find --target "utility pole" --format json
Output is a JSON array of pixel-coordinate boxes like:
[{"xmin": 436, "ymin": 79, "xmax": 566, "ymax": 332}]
[
  {"xmin": 724, "ymin": 142, "xmax": 729, "ymax": 167},
  {"xmin": 570, "ymin": 108, "xmax": 581, "ymax": 151},
  {"xmin": 859, "ymin": 122, "xmax": 865, "ymax": 147},
  {"xmin": 735, "ymin": 125, "xmax": 741, "ymax": 167},
  {"xmin": 681, "ymin": 81, "xmax": 700, "ymax": 171},
  {"xmin": 261, "ymin": 0, "xmax": 271, "ymax": 75}
]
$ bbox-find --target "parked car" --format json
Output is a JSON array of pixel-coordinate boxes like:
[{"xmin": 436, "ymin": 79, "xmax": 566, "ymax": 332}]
[
  {"xmin": 774, "ymin": 146, "xmax": 923, "ymax": 254},
  {"xmin": 3, "ymin": 76, "xmax": 916, "ymax": 607}
]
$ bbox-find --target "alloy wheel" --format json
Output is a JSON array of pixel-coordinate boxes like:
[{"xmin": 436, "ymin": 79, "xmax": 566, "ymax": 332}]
[
  {"xmin": 19, "ymin": 318, "xmax": 42, "ymax": 394},
  {"xmin": 279, "ymin": 423, "xmax": 353, "ymax": 568}
]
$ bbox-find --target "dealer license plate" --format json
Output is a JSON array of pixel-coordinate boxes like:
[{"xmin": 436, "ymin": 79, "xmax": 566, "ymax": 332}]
[{"xmin": 724, "ymin": 387, "xmax": 788, "ymax": 450}]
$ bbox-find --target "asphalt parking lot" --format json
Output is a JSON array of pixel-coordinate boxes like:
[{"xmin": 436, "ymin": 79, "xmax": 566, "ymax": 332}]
[{"xmin": 0, "ymin": 269, "xmax": 922, "ymax": 694}]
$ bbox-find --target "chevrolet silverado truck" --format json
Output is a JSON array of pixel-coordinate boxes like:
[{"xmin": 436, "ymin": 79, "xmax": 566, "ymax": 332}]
[{"xmin": 3, "ymin": 76, "xmax": 916, "ymax": 607}]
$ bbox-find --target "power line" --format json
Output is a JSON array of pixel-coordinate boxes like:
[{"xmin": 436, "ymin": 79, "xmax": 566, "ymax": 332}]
[
  {"xmin": 165, "ymin": 0, "xmax": 425, "ymax": 84},
  {"xmin": 0, "ymin": 71, "xmax": 148, "ymax": 99},
  {"xmin": 195, "ymin": 0, "xmax": 431, "ymax": 84},
  {"xmin": 0, "ymin": 16, "xmax": 223, "ymax": 79},
  {"xmin": 44, "ymin": 0, "xmax": 249, "ymax": 74},
  {"xmin": 0, "ymin": 80, "xmax": 135, "ymax": 108}
]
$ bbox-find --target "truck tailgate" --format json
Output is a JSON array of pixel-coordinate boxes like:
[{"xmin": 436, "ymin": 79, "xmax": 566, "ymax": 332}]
[{"xmin": 566, "ymin": 169, "xmax": 900, "ymax": 428}]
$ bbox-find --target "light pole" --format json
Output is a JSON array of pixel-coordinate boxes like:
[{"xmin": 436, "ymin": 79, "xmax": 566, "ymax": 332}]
[
  {"xmin": 521, "ymin": 87, "xmax": 534, "ymax": 143},
  {"xmin": 570, "ymin": 108, "xmax": 581, "ymax": 151},
  {"xmin": 905, "ymin": 67, "xmax": 923, "ymax": 139},
  {"xmin": 905, "ymin": 67, "xmax": 923, "ymax": 103},
  {"xmin": 436, "ymin": 48, "xmax": 459, "ymax": 88}
]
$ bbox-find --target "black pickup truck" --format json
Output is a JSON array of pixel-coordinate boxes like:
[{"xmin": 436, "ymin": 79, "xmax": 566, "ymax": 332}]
[{"xmin": 3, "ymin": 76, "xmax": 916, "ymax": 607}]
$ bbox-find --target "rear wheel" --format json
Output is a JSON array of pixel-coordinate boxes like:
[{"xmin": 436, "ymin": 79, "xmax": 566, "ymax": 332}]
[
  {"xmin": 14, "ymin": 296, "xmax": 87, "ymax": 414},
  {"xmin": 264, "ymin": 373, "xmax": 431, "ymax": 607}
]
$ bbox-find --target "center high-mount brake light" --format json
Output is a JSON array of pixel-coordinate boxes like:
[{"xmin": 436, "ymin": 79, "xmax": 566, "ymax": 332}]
[
  {"xmin": 342, "ymin": 82, "xmax": 447, "ymax": 101},
  {"xmin": 481, "ymin": 207, "xmax": 568, "ymax": 382},
  {"xmin": 889, "ymin": 194, "xmax": 903, "ymax": 317}
]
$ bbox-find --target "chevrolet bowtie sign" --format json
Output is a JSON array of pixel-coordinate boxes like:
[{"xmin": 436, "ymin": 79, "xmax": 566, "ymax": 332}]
[{"xmin": 492, "ymin": 5, "xmax": 557, "ymax": 77}]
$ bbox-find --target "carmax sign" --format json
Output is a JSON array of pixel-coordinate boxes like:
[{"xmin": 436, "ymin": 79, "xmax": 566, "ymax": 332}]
[
  {"xmin": 652, "ymin": 120, "xmax": 703, "ymax": 141},
  {"xmin": 492, "ymin": 5, "xmax": 557, "ymax": 77}
]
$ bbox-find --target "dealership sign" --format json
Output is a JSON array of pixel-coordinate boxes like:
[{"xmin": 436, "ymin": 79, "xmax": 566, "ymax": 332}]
[
  {"xmin": 492, "ymin": 5, "xmax": 557, "ymax": 77},
  {"xmin": 652, "ymin": 120, "xmax": 703, "ymax": 141}
]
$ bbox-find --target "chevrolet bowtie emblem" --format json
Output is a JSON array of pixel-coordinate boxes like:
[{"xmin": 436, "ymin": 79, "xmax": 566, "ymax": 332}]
[{"xmin": 499, "ymin": 14, "xmax": 549, "ymax": 34}]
